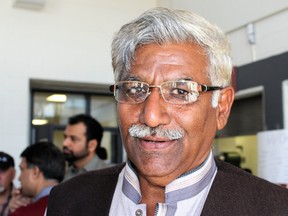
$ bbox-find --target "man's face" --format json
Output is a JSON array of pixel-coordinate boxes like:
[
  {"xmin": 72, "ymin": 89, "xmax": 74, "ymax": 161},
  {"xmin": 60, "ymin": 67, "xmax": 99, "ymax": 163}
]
[
  {"xmin": 63, "ymin": 122, "xmax": 89, "ymax": 164},
  {"xmin": 0, "ymin": 167, "xmax": 15, "ymax": 194},
  {"xmin": 18, "ymin": 158, "xmax": 36, "ymax": 197},
  {"xmin": 118, "ymin": 43, "xmax": 233, "ymax": 186}
]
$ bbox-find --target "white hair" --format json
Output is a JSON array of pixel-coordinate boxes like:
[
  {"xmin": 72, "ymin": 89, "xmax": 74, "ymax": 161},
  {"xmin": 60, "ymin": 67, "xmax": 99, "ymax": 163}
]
[{"xmin": 111, "ymin": 7, "xmax": 233, "ymax": 108}]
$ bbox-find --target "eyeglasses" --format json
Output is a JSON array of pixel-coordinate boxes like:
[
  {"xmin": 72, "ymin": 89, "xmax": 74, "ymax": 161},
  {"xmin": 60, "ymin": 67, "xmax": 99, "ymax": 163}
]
[{"xmin": 109, "ymin": 80, "xmax": 222, "ymax": 105}]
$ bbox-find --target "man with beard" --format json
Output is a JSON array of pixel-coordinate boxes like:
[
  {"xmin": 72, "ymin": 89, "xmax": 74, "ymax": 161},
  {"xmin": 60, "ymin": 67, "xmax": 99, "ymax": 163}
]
[
  {"xmin": 0, "ymin": 152, "xmax": 15, "ymax": 216},
  {"xmin": 62, "ymin": 114, "xmax": 111, "ymax": 181}
]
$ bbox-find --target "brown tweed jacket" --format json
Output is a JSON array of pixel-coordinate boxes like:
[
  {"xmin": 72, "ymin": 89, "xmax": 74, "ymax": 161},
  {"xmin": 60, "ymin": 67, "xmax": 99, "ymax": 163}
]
[{"xmin": 47, "ymin": 159, "xmax": 288, "ymax": 216}]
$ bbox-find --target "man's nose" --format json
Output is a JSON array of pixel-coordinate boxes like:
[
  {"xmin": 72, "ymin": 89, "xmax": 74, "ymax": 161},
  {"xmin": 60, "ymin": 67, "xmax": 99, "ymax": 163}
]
[
  {"xmin": 63, "ymin": 138, "xmax": 70, "ymax": 146},
  {"xmin": 140, "ymin": 88, "xmax": 171, "ymax": 128}
]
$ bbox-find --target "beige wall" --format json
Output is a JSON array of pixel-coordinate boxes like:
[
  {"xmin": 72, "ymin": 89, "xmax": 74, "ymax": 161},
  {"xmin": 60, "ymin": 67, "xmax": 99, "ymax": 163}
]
[{"xmin": 214, "ymin": 135, "xmax": 258, "ymax": 175}]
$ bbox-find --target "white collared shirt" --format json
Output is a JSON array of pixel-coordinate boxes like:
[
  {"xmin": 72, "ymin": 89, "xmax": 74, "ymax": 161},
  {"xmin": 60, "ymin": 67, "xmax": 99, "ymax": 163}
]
[{"xmin": 109, "ymin": 151, "xmax": 217, "ymax": 216}]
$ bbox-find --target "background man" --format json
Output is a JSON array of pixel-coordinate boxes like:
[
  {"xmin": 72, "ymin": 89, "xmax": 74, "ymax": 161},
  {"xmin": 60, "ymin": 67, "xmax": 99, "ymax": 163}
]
[
  {"xmin": 9, "ymin": 142, "xmax": 65, "ymax": 216},
  {"xmin": 9, "ymin": 114, "xmax": 111, "ymax": 213},
  {"xmin": 63, "ymin": 114, "xmax": 111, "ymax": 181},
  {"xmin": 47, "ymin": 7, "xmax": 288, "ymax": 216},
  {"xmin": 0, "ymin": 152, "xmax": 15, "ymax": 216}
]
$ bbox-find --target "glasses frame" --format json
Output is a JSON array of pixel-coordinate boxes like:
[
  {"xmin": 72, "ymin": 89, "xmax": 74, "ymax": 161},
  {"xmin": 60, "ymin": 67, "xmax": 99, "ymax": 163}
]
[{"xmin": 109, "ymin": 80, "xmax": 223, "ymax": 105}]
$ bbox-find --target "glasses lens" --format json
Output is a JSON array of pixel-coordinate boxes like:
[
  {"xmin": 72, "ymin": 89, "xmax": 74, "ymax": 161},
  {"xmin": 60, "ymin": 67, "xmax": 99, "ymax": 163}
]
[
  {"xmin": 116, "ymin": 81, "xmax": 149, "ymax": 104},
  {"xmin": 161, "ymin": 81, "xmax": 199, "ymax": 104}
]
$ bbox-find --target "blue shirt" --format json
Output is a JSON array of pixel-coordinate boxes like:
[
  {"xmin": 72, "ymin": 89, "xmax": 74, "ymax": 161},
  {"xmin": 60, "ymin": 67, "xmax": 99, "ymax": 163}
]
[{"xmin": 33, "ymin": 186, "xmax": 54, "ymax": 202}]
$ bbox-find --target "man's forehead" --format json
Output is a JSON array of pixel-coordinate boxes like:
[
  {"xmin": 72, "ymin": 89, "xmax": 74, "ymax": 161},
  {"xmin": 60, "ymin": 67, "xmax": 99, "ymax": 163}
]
[
  {"xmin": 134, "ymin": 43, "xmax": 206, "ymax": 63},
  {"xmin": 65, "ymin": 123, "xmax": 87, "ymax": 133},
  {"xmin": 0, "ymin": 167, "xmax": 14, "ymax": 172},
  {"xmin": 19, "ymin": 158, "xmax": 28, "ymax": 168},
  {"xmin": 129, "ymin": 44, "xmax": 208, "ymax": 84}
]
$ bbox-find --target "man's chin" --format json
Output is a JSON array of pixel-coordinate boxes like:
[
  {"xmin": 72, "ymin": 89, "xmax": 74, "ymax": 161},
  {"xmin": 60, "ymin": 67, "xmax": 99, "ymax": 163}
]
[{"xmin": 64, "ymin": 154, "xmax": 76, "ymax": 164}]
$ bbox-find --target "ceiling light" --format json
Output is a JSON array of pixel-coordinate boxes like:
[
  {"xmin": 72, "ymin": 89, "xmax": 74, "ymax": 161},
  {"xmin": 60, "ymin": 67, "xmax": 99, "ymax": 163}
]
[
  {"xmin": 32, "ymin": 119, "xmax": 48, "ymax": 125},
  {"xmin": 46, "ymin": 94, "xmax": 67, "ymax": 102},
  {"xmin": 14, "ymin": 0, "xmax": 45, "ymax": 9}
]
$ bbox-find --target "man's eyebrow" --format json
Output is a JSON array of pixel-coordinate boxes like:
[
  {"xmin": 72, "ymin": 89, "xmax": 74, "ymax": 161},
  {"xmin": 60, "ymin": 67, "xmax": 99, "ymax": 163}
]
[
  {"xmin": 123, "ymin": 76, "xmax": 141, "ymax": 81},
  {"xmin": 176, "ymin": 77, "xmax": 193, "ymax": 81},
  {"xmin": 70, "ymin": 135, "xmax": 80, "ymax": 140}
]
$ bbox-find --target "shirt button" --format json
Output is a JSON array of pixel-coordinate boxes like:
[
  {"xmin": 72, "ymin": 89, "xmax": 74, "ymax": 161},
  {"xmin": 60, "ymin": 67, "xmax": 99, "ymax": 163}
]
[{"xmin": 135, "ymin": 209, "xmax": 143, "ymax": 216}]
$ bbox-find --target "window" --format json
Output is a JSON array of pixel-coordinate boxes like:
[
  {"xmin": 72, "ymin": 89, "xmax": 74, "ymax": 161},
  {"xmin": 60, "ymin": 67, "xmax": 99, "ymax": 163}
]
[{"xmin": 30, "ymin": 79, "xmax": 122, "ymax": 163}]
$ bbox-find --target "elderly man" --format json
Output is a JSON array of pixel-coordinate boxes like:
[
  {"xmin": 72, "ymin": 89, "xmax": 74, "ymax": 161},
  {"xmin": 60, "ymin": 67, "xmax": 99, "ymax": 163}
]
[
  {"xmin": 47, "ymin": 7, "xmax": 288, "ymax": 216},
  {"xmin": 0, "ymin": 152, "xmax": 15, "ymax": 216}
]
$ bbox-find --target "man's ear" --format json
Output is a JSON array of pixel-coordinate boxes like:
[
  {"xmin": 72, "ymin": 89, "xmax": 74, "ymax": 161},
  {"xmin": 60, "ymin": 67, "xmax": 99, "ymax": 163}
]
[
  {"xmin": 88, "ymin": 139, "xmax": 98, "ymax": 152},
  {"xmin": 32, "ymin": 166, "xmax": 41, "ymax": 178},
  {"xmin": 216, "ymin": 86, "xmax": 234, "ymax": 130}
]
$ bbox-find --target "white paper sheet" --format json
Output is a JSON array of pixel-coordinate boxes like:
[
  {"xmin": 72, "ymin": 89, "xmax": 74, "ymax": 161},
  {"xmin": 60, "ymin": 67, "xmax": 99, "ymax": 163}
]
[{"xmin": 257, "ymin": 129, "xmax": 288, "ymax": 184}]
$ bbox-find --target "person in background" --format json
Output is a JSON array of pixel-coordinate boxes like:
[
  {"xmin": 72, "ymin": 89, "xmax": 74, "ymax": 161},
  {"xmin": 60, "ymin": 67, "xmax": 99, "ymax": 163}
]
[
  {"xmin": 47, "ymin": 7, "xmax": 288, "ymax": 216},
  {"xmin": 0, "ymin": 152, "xmax": 15, "ymax": 216},
  {"xmin": 9, "ymin": 114, "xmax": 112, "ymax": 213},
  {"xmin": 63, "ymin": 114, "xmax": 112, "ymax": 181},
  {"xmin": 9, "ymin": 142, "xmax": 65, "ymax": 216}
]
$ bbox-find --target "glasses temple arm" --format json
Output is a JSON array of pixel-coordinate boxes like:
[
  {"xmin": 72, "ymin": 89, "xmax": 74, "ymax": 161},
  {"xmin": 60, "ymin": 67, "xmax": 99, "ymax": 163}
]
[{"xmin": 200, "ymin": 84, "xmax": 223, "ymax": 92}]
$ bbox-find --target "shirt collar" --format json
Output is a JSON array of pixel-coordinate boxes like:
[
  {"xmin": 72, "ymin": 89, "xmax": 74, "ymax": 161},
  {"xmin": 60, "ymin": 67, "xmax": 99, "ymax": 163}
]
[
  {"xmin": 84, "ymin": 155, "xmax": 100, "ymax": 172},
  {"xmin": 71, "ymin": 155, "xmax": 100, "ymax": 173},
  {"xmin": 122, "ymin": 151, "xmax": 216, "ymax": 204},
  {"xmin": 33, "ymin": 185, "xmax": 54, "ymax": 202}
]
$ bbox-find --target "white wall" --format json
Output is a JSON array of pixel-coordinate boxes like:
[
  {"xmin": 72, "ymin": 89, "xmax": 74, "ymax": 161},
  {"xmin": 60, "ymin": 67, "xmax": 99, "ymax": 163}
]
[
  {"xmin": 161, "ymin": 0, "xmax": 288, "ymax": 32},
  {"xmin": 228, "ymin": 9, "xmax": 288, "ymax": 66},
  {"xmin": 158, "ymin": 0, "xmax": 288, "ymax": 66},
  {"xmin": 0, "ymin": 0, "xmax": 156, "ymax": 182}
]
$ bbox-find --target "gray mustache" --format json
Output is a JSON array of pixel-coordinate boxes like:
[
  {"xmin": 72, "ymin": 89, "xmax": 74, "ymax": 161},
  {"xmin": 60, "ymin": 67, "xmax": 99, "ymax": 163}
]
[{"xmin": 128, "ymin": 124, "xmax": 184, "ymax": 140}]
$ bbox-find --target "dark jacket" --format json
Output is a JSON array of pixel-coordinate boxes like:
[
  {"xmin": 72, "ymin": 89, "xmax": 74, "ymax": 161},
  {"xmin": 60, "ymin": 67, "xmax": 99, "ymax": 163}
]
[{"xmin": 47, "ymin": 159, "xmax": 288, "ymax": 216}]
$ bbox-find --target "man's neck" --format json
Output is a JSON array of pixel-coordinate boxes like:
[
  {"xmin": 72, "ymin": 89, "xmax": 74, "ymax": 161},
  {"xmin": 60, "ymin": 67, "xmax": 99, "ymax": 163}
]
[
  {"xmin": 139, "ymin": 178, "xmax": 165, "ymax": 216},
  {"xmin": 33, "ymin": 179, "xmax": 59, "ymax": 202}
]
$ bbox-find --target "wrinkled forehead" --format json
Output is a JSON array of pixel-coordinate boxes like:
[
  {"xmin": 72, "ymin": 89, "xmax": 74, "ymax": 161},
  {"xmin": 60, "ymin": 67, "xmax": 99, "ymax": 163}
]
[{"xmin": 125, "ymin": 43, "xmax": 209, "ymax": 83}]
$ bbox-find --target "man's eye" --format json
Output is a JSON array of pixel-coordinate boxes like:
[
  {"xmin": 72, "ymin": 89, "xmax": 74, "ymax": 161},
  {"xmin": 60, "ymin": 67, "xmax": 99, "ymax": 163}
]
[
  {"xmin": 128, "ymin": 86, "xmax": 145, "ymax": 94},
  {"xmin": 170, "ymin": 88, "xmax": 189, "ymax": 95}
]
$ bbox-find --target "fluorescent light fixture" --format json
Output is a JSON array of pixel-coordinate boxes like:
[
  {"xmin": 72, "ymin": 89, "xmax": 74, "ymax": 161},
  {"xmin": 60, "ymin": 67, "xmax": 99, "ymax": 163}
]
[
  {"xmin": 32, "ymin": 119, "xmax": 48, "ymax": 125},
  {"xmin": 14, "ymin": 0, "xmax": 45, "ymax": 9},
  {"xmin": 46, "ymin": 94, "xmax": 67, "ymax": 102}
]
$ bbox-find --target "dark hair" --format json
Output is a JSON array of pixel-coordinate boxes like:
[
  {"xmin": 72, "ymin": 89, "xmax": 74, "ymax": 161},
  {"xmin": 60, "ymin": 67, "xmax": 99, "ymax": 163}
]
[
  {"xmin": 20, "ymin": 141, "xmax": 65, "ymax": 182},
  {"xmin": 0, "ymin": 151, "xmax": 15, "ymax": 170},
  {"xmin": 68, "ymin": 114, "xmax": 107, "ymax": 159}
]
